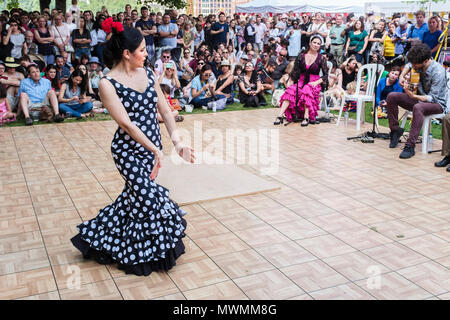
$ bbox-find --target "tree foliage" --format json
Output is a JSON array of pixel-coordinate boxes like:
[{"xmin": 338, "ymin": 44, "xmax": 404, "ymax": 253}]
[{"xmin": 1, "ymin": 0, "xmax": 187, "ymax": 14}]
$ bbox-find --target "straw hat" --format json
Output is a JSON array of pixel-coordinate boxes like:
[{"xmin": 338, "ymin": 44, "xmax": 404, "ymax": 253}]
[{"xmin": 4, "ymin": 57, "xmax": 19, "ymax": 68}]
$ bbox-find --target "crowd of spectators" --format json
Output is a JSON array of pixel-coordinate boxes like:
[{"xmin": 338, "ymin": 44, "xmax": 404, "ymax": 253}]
[{"xmin": 0, "ymin": 1, "xmax": 448, "ymax": 127}]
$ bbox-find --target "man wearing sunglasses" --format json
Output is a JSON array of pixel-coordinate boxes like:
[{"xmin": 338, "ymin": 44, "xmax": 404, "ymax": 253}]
[
  {"xmin": 286, "ymin": 19, "xmax": 301, "ymax": 60},
  {"xmin": 269, "ymin": 48, "xmax": 289, "ymax": 88},
  {"xmin": 154, "ymin": 49, "xmax": 176, "ymax": 78}
]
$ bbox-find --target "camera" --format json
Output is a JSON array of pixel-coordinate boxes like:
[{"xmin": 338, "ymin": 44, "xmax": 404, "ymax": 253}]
[{"xmin": 165, "ymin": 62, "xmax": 173, "ymax": 68}]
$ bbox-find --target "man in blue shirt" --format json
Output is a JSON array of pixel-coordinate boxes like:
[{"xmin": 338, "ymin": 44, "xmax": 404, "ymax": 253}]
[
  {"xmin": 157, "ymin": 13, "xmax": 178, "ymax": 59},
  {"xmin": 136, "ymin": 6, "xmax": 157, "ymax": 63},
  {"xmin": 18, "ymin": 64, "xmax": 64, "ymax": 125},
  {"xmin": 55, "ymin": 55, "xmax": 70, "ymax": 82},
  {"xmin": 407, "ymin": 10, "xmax": 429, "ymax": 43},
  {"xmin": 211, "ymin": 12, "xmax": 229, "ymax": 50},
  {"xmin": 393, "ymin": 17, "xmax": 410, "ymax": 55}
]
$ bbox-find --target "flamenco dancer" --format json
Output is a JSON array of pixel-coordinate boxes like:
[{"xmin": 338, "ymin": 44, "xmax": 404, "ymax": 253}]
[
  {"xmin": 273, "ymin": 36, "xmax": 328, "ymax": 126},
  {"xmin": 71, "ymin": 20, "xmax": 195, "ymax": 276}
]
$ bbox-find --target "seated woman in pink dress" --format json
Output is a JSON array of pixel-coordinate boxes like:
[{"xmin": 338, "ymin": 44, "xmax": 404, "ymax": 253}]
[{"xmin": 273, "ymin": 36, "xmax": 328, "ymax": 126}]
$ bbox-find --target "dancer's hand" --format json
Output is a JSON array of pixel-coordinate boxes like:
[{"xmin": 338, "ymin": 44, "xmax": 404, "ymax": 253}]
[
  {"xmin": 150, "ymin": 149, "xmax": 163, "ymax": 180},
  {"xmin": 176, "ymin": 144, "xmax": 195, "ymax": 163}
]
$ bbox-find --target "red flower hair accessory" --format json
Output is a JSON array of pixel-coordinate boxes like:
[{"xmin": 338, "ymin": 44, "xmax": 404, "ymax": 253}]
[
  {"xmin": 102, "ymin": 17, "xmax": 113, "ymax": 34},
  {"xmin": 112, "ymin": 22, "xmax": 124, "ymax": 33}
]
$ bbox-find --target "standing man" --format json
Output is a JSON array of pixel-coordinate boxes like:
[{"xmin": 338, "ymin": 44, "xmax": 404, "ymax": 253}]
[
  {"xmin": 407, "ymin": 10, "xmax": 429, "ymax": 44},
  {"xmin": 386, "ymin": 43, "xmax": 447, "ymax": 159},
  {"xmin": 211, "ymin": 12, "xmax": 229, "ymax": 50},
  {"xmin": 131, "ymin": 9, "xmax": 139, "ymax": 27},
  {"xmin": 286, "ymin": 19, "xmax": 301, "ymax": 60},
  {"xmin": 254, "ymin": 15, "xmax": 268, "ymax": 52},
  {"xmin": 124, "ymin": 4, "xmax": 132, "ymax": 17},
  {"xmin": 136, "ymin": 6, "xmax": 157, "ymax": 63},
  {"xmin": 157, "ymin": 13, "xmax": 179, "ymax": 60},
  {"xmin": 83, "ymin": 11, "xmax": 94, "ymax": 32},
  {"xmin": 244, "ymin": 17, "xmax": 257, "ymax": 48},
  {"xmin": 392, "ymin": 16, "xmax": 411, "ymax": 56},
  {"xmin": 435, "ymin": 113, "xmax": 450, "ymax": 171},
  {"xmin": 329, "ymin": 15, "xmax": 346, "ymax": 65},
  {"xmin": 300, "ymin": 13, "xmax": 311, "ymax": 51}
]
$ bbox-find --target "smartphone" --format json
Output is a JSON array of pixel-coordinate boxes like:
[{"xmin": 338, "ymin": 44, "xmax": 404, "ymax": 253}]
[{"xmin": 165, "ymin": 62, "xmax": 173, "ymax": 68}]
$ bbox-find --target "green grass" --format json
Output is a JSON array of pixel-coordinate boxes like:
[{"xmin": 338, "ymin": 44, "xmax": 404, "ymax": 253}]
[{"xmin": 1, "ymin": 96, "xmax": 443, "ymax": 141}]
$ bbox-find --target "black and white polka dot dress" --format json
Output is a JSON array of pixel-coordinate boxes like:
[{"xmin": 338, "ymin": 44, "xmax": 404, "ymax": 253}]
[{"xmin": 71, "ymin": 67, "xmax": 187, "ymax": 276}]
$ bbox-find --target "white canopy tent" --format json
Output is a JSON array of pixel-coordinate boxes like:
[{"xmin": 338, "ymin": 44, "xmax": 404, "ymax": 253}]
[
  {"xmin": 235, "ymin": 0, "xmax": 364, "ymax": 14},
  {"xmin": 236, "ymin": 0, "xmax": 449, "ymax": 15}
]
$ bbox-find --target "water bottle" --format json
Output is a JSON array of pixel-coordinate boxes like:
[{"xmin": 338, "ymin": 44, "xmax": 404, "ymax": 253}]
[
  {"xmin": 212, "ymin": 101, "xmax": 217, "ymax": 112},
  {"xmin": 344, "ymin": 110, "xmax": 349, "ymax": 127},
  {"xmin": 428, "ymin": 133, "xmax": 433, "ymax": 152}
]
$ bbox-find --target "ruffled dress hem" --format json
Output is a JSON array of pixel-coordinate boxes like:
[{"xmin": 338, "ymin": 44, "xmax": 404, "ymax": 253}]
[{"xmin": 70, "ymin": 217, "xmax": 187, "ymax": 277}]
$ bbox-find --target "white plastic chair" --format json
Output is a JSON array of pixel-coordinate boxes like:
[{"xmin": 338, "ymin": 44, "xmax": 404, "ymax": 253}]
[
  {"xmin": 399, "ymin": 111, "xmax": 446, "ymax": 154},
  {"xmin": 336, "ymin": 63, "xmax": 385, "ymax": 131}
]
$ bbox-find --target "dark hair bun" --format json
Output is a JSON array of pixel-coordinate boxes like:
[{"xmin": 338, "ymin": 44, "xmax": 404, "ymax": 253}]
[{"xmin": 103, "ymin": 27, "xmax": 143, "ymax": 69}]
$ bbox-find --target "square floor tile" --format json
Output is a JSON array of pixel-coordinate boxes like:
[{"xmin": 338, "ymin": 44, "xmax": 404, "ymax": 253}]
[
  {"xmin": 362, "ymin": 242, "xmax": 429, "ymax": 271},
  {"xmin": 281, "ymin": 260, "xmax": 349, "ymax": 293},
  {"xmin": 0, "ymin": 231, "xmax": 44, "ymax": 255},
  {"xmin": 400, "ymin": 234, "xmax": 450, "ymax": 260},
  {"xmin": 212, "ymin": 249, "xmax": 274, "ymax": 279},
  {"xmin": 115, "ymin": 272, "xmax": 180, "ymax": 300},
  {"xmin": 194, "ymin": 232, "xmax": 250, "ymax": 257},
  {"xmin": 234, "ymin": 269, "xmax": 304, "ymax": 300},
  {"xmin": 0, "ymin": 267, "xmax": 57, "ymax": 300},
  {"xmin": 16, "ymin": 291, "xmax": 60, "ymax": 300},
  {"xmin": 0, "ymin": 248, "xmax": 49, "ymax": 275},
  {"xmin": 272, "ymin": 217, "xmax": 327, "ymax": 240},
  {"xmin": 255, "ymin": 241, "xmax": 317, "ymax": 268},
  {"xmin": 367, "ymin": 219, "xmax": 427, "ymax": 241},
  {"xmin": 234, "ymin": 225, "xmax": 290, "ymax": 249},
  {"xmin": 52, "ymin": 261, "xmax": 111, "ymax": 290},
  {"xmin": 324, "ymin": 251, "xmax": 391, "ymax": 282},
  {"xmin": 355, "ymin": 272, "xmax": 432, "ymax": 300},
  {"xmin": 334, "ymin": 226, "xmax": 393, "ymax": 251},
  {"xmin": 310, "ymin": 283, "xmax": 375, "ymax": 300},
  {"xmin": 296, "ymin": 234, "xmax": 357, "ymax": 259},
  {"xmin": 168, "ymin": 258, "xmax": 229, "ymax": 291},
  {"xmin": 59, "ymin": 279, "xmax": 122, "ymax": 300},
  {"xmin": 183, "ymin": 280, "xmax": 248, "ymax": 300},
  {"xmin": 308, "ymin": 212, "xmax": 362, "ymax": 234},
  {"xmin": 397, "ymin": 261, "xmax": 450, "ymax": 296}
]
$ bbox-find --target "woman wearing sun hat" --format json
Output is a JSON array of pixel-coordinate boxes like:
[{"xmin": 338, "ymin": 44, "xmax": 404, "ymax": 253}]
[{"xmin": 0, "ymin": 57, "xmax": 24, "ymax": 112}]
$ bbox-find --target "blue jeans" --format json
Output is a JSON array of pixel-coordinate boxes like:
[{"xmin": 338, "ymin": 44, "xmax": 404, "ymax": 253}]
[
  {"xmin": 44, "ymin": 54, "xmax": 55, "ymax": 65},
  {"xmin": 59, "ymin": 102, "xmax": 93, "ymax": 118},
  {"xmin": 191, "ymin": 95, "xmax": 226, "ymax": 108},
  {"xmin": 74, "ymin": 47, "xmax": 91, "ymax": 60}
]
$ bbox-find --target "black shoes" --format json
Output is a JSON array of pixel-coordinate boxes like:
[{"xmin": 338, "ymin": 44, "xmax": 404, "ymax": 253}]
[
  {"xmin": 274, "ymin": 116, "xmax": 284, "ymax": 125},
  {"xmin": 25, "ymin": 117, "xmax": 33, "ymax": 126},
  {"xmin": 399, "ymin": 145, "xmax": 415, "ymax": 159},
  {"xmin": 435, "ymin": 156, "xmax": 450, "ymax": 167},
  {"xmin": 389, "ymin": 128, "xmax": 404, "ymax": 148},
  {"xmin": 301, "ymin": 119, "xmax": 309, "ymax": 127},
  {"xmin": 53, "ymin": 114, "xmax": 64, "ymax": 123}
]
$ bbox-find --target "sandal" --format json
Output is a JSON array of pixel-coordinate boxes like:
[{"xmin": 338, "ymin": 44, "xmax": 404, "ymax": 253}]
[
  {"xmin": 273, "ymin": 116, "xmax": 284, "ymax": 125},
  {"xmin": 175, "ymin": 115, "xmax": 184, "ymax": 122},
  {"xmin": 301, "ymin": 118, "xmax": 309, "ymax": 127}
]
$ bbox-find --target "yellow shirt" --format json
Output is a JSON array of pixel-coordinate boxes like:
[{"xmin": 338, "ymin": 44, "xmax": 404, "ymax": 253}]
[{"xmin": 383, "ymin": 34, "xmax": 395, "ymax": 57}]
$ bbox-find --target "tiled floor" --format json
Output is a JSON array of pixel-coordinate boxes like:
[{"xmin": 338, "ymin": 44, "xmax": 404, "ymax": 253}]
[{"xmin": 0, "ymin": 109, "xmax": 449, "ymax": 300}]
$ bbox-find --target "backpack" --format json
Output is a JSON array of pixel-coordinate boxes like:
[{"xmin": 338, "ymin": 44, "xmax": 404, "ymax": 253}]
[{"xmin": 244, "ymin": 23, "xmax": 255, "ymax": 43}]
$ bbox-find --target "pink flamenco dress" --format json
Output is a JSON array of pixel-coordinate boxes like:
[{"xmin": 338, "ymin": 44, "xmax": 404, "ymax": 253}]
[{"xmin": 280, "ymin": 53, "xmax": 328, "ymax": 122}]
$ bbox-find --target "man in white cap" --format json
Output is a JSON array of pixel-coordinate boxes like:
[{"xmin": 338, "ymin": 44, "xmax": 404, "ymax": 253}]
[
  {"xmin": 305, "ymin": 12, "xmax": 328, "ymax": 44},
  {"xmin": 392, "ymin": 16, "xmax": 411, "ymax": 56},
  {"xmin": 275, "ymin": 14, "xmax": 288, "ymax": 33}
]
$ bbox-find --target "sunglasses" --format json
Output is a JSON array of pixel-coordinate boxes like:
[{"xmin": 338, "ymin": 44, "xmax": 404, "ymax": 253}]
[
  {"xmin": 204, "ymin": 73, "xmax": 212, "ymax": 77},
  {"xmin": 280, "ymin": 54, "xmax": 287, "ymax": 58},
  {"xmin": 198, "ymin": 62, "xmax": 205, "ymax": 65},
  {"xmin": 245, "ymin": 64, "xmax": 253, "ymax": 67},
  {"xmin": 162, "ymin": 55, "xmax": 170, "ymax": 59}
]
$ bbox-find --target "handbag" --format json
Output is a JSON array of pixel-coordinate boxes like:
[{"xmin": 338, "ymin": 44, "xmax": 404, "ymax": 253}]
[
  {"xmin": 271, "ymin": 88, "xmax": 285, "ymax": 107},
  {"xmin": 55, "ymin": 25, "xmax": 74, "ymax": 53},
  {"xmin": 64, "ymin": 44, "xmax": 75, "ymax": 53},
  {"xmin": 207, "ymin": 97, "xmax": 227, "ymax": 110}
]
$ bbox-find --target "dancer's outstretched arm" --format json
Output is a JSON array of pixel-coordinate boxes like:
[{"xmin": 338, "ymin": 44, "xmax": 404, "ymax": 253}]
[{"xmin": 153, "ymin": 72, "xmax": 195, "ymax": 164}]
